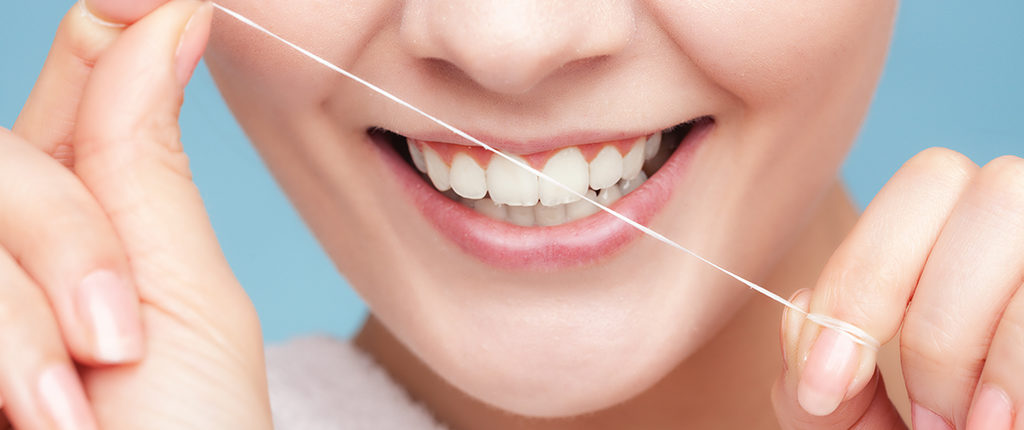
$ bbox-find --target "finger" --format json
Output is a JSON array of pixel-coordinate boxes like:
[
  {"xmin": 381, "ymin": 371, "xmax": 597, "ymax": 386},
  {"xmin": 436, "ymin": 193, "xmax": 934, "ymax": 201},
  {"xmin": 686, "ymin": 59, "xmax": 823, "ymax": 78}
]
[
  {"xmin": 774, "ymin": 289, "xmax": 906, "ymax": 429},
  {"xmin": 0, "ymin": 247, "xmax": 98, "ymax": 430},
  {"xmin": 73, "ymin": 0, "xmax": 247, "ymax": 326},
  {"xmin": 793, "ymin": 148, "xmax": 977, "ymax": 417},
  {"xmin": 84, "ymin": 0, "xmax": 173, "ymax": 26},
  {"xmin": 900, "ymin": 155, "xmax": 1024, "ymax": 429},
  {"xmin": 12, "ymin": 2, "xmax": 123, "ymax": 164},
  {"xmin": 0, "ymin": 128, "xmax": 143, "ymax": 365},
  {"xmin": 967, "ymin": 282, "xmax": 1024, "ymax": 430},
  {"xmin": 13, "ymin": 0, "xmax": 175, "ymax": 165}
]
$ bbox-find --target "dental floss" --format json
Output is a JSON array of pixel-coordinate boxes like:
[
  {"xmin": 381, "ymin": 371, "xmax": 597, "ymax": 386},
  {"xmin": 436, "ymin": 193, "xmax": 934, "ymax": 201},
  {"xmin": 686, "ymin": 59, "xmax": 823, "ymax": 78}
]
[{"xmin": 210, "ymin": 3, "xmax": 881, "ymax": 351}]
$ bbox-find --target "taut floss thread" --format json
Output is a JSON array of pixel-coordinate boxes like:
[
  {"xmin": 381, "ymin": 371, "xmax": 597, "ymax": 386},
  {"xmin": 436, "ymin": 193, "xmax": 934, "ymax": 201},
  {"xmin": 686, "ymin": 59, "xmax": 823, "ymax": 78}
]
[{"xmin": 209, "ymin": 3, "xmax": 881, "ymax": 351}]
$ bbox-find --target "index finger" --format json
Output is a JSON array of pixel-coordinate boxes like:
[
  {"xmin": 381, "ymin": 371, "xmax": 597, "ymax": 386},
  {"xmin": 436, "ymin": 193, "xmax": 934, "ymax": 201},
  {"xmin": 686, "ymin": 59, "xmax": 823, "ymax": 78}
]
[
  {"xmin": 786, "ymin": 148, "xmax": 976, "ymax": 416},
  {"xmin": 84, "ymin": 0, "xmax": 171, "ymax": 25},
  {"xmin": 12, "ymin": 0, "xmax": 171, "ymax": 164}
]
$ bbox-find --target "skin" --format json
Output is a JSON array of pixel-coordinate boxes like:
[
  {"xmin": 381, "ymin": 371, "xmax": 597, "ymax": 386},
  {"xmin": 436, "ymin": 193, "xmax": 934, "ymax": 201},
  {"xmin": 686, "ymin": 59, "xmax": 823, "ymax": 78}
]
[{"xmin": 1, "ymin": 0, "xmax": 1022, "ymax": 429}]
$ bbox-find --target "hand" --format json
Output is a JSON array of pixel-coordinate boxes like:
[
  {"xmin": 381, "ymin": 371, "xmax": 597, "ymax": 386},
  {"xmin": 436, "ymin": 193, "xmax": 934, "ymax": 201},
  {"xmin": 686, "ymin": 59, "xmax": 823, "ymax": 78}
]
[
  {"xmin": 772, "ymin": 148, "xmax": 1024, "ymax": 429},
  {"xmin": 3, "ymin": 0, "xmax": 270, "ymax": 428}
]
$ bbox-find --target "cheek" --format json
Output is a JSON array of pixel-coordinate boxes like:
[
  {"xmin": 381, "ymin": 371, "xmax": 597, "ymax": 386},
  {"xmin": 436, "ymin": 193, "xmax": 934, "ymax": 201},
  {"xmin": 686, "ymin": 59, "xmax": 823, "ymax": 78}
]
[
  {"xmin": 650, "ymin": 0, "xmax": 896, "ymax": 108},
  {"xmin": 206, "ymin": 0, "xmax": 398, "ymax": 108}
]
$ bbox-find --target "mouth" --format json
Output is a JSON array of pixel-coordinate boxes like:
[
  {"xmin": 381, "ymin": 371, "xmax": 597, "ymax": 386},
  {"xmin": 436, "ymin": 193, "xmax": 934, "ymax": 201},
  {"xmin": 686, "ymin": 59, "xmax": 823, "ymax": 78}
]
[{"xmin": 370, "ymin": 116, "xmax": 714, "ymax": 269}]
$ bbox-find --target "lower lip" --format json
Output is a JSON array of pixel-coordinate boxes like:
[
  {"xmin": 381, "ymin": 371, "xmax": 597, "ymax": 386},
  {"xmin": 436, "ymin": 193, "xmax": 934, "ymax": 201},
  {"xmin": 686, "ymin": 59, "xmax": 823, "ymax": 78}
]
[{"xmin": 375, "ymin": 120, "xmax": 714, "ymax": 271}]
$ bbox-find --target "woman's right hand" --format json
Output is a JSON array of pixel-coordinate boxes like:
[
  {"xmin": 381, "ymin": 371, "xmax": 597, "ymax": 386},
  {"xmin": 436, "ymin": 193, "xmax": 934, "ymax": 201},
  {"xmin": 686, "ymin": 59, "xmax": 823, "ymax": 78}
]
[{"xmin": 2, "ymin": 1, "xmax": 271, "ymax": 428}]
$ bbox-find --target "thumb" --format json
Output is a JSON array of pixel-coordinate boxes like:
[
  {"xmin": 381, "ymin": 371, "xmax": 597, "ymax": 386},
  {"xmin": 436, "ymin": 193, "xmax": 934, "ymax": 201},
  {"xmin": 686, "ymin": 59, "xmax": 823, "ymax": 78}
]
[
  {"xmin": 771, "ymin": 289, "xmax": 906, "ymax": 429},
  {"xmin": 72, "ymin": 0, "xmax": 245, "ymax": 313}
]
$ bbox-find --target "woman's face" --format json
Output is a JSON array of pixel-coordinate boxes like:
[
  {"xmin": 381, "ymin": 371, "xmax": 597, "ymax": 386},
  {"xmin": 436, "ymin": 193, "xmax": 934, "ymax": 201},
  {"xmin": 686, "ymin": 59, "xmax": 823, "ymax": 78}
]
[{"xmin": 206, "ymin": 0, "xmax": 895, "ymax": 417}]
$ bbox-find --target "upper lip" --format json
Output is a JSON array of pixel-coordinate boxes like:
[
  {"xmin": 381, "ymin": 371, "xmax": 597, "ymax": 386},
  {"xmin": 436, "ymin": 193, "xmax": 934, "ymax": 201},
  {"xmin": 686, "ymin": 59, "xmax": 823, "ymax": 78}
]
[{"xmin": 387, "ymin": 126, "xmax": 674, "ymax": 155}]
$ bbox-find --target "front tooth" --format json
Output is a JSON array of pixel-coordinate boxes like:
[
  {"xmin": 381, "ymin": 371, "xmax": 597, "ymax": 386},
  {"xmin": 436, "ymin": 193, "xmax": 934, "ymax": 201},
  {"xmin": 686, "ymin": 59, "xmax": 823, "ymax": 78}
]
[
  {"xmin": 566, "ymin": 189, "xmax": 600, "ymax": 220},
  {"xmin": 644, "ymin": 132, "xmax": 662, "ymax": 161},
  {"xmin": 474, "ymin": 198, "xmax": 507, "ymax": 220},
  {"xmin": 422, "ymin": 146, "xmax": 451, "ymax": 191},
  {"xmin": 595, "ymin": 185, "xmax": 623, "ymax": 207},
  {"xmin": 506, "ymin": 206, "xmax": 535, "ymax": 226},
  {"xmin": 449, "ymin": 153, "xmax": 487, "ymax": 199},
  {"xmin": 407, "ymin": 139, "xmax": 427, "ymax": 173},
  {"xmin": 539, "ymin": 147, "xmax": 589, "ymax": 206},
  {"xmin": 487, "ymin": 154, "xmax": 539, "ymax": 206},
  {"xmin": 589, "ymin": 146, "xmax": 623, "ymax": 190},
  {"xmin": 534, "ymin": 204, "xmax": 566, "ymax": 227},
  {"xmin": 619, "ymin": 170, "xmax": 647, "ymax": 194},
  {"xmin": 621, "ymin": 137, "xmax": 645, "ymax": 180}
]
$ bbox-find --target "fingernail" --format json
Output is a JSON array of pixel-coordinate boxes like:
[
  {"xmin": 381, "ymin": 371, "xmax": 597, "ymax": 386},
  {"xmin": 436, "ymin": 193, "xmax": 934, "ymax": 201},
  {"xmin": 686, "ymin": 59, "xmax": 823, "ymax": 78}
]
[
  {"xmin": 780, "ymin": 288, "xmax": 812, "ymax": 371},
  {"xmin": 175, "ymin": 2, "xmax": 213, "ymax": 88},
  {"xmin": 79, "ymin": 0, "xmax": 127, "ymax": 29},
  {"xmin": 76, "ymin": 270, "xmax": 143, "ymax": 363},
  {"xmin": 796, "ymin": 327, "xmax": 859, "ymax": 416},
  {"xmin": 912, "ymin": 403, "xmax": 951, "ymax": 430},
  {"xmin": 966, "ymin": 384, "xmax": 1013, "ymax": 430},
  {"xmin": 38, "ymin": 364, "xmax": 98, "ymax": 430}
]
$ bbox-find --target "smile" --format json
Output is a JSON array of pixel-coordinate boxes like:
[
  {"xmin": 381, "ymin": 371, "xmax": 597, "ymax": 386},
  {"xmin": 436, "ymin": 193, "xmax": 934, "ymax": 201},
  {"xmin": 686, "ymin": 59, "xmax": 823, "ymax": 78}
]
[{"xmin": 371, "ymin": 116, "xmax": 714, "ymax": 269}]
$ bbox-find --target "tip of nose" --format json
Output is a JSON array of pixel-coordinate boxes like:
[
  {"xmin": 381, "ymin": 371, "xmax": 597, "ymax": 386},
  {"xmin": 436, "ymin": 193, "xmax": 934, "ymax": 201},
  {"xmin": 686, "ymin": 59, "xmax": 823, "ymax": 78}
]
[
  {"xmin": 401, "ymin": 1, "xmax": 635, "ymax": 96},
  {"xmin": 457, "ymin": 55, "xmax": 566, "ymax": 95}
]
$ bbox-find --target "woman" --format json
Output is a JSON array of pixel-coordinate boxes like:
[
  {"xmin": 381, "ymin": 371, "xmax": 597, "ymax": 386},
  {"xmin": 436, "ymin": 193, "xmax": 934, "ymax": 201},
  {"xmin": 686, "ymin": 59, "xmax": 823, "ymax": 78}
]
[{"xmin": 0, "ymin": 0, "xmax": 1021, "ymax": 428}]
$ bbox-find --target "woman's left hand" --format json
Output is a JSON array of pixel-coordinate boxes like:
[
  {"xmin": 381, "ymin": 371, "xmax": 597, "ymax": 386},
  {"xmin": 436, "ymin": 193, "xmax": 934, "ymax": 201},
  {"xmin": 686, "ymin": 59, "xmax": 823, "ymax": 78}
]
[{"xmin": 772, "ymin": 148, "xmax": 1024, "ymax": 429}]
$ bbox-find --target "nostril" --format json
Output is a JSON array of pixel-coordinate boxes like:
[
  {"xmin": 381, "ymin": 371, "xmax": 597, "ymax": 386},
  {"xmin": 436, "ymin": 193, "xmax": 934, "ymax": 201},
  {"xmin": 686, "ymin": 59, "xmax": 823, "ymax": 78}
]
[{"xmin": 398, "ymin": 0, "xmax": 635, "ymax": 96}]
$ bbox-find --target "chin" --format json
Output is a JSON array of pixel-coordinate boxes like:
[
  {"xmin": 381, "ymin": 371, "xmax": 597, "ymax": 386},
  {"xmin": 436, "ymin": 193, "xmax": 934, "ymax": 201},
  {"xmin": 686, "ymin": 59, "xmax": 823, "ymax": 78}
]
[{"xmin": 407, "ymin": 277, "xmax": 732, "ymax": 418}]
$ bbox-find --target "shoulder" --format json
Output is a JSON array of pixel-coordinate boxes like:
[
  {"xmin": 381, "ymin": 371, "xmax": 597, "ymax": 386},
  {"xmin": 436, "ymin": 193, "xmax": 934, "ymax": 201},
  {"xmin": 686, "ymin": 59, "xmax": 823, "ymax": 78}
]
[{"xmin": 265, "ymin": 335, "xmax": 446, "ymax": 430}]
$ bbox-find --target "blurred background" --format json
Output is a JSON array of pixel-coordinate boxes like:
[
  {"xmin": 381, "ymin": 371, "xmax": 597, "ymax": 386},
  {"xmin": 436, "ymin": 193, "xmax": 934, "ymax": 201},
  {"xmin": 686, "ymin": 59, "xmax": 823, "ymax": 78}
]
[{"xmin": 2, "ymin": 1, "xmax": 1021, "ymax": 342}]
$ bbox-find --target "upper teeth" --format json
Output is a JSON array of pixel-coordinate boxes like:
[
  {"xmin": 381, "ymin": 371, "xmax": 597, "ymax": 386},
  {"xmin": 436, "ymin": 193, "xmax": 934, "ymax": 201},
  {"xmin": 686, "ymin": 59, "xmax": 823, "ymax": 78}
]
[{"xmin": 408, "ymin": 133, "xmax": 659, "ymax": 207}]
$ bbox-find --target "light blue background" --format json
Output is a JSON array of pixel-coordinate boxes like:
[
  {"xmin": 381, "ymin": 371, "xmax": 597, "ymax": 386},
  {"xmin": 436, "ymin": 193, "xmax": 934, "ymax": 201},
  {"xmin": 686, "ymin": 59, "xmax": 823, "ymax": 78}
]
[{"xmin": 2, "ymin": 2, "xmax": 1021, "ymax": 342}]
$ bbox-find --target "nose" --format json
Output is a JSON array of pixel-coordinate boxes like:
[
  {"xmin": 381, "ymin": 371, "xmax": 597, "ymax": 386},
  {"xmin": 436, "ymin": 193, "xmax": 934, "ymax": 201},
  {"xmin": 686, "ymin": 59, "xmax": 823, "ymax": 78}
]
[{"xmin": 400, "ymin": 0, "xmax": 635, "ymax": 95}]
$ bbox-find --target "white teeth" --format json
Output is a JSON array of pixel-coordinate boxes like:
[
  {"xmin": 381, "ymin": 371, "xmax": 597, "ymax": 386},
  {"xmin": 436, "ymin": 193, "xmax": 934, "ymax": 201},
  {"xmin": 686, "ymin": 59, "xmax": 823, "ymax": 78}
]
[
  {"xmin": 449, "ymin": 153, "xmax": 488, "ymax": 199},
  {"xmin": 619, "ymin": 170, "xmax": 647, "ymax": 195},
  {"xmin": 566, "ymin": 189, "xmax": 600, "ymax": 219},
  {"xmin": 412, "ymin": 130, "xmax": 666, "ymax": 226},
  {"xmin": 407, "ymin": 139, "xmax": 428, "ymax": 173},
  {"xmin": 534, "ymin": 204, "xmax": 566, "ymax": 227},
  {"xmin": 595, "ymin": 185, "xmax": 623, "ymax": 207},
  {"xmin": 506, "ymin": 205, "xmax": 535, "ymax": 226},
  {"xmin": 644, "ymin": 132, "xmax": 662, "ymax": 161},
  {"xmin": 588, "ymin": 146, "xmax": 623, "ymax": 190},
  {"xmin": 621, "ymin": 137, "xmax": 645, "ymax": 181},
  {"xmin": 474, "ymin": 198, "xmax": 507, "ymax": 220},
  {"xmin": 539, "ymin": 147, "xmax": 589, "ymax": 206},
  {"xmin": 487, "ymin": 154, "xmax": 539, "ymax": 206},
  {"xmin": 422, "ymin": 146, "xmax": 451, "ymax": 191}
]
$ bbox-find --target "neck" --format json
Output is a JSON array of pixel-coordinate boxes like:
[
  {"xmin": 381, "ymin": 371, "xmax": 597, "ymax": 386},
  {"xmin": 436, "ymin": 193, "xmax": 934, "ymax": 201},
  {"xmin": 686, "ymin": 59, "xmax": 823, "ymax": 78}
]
[{"xmin": 356, "ymin": 182, "xmax": 859, "ymax": 429}]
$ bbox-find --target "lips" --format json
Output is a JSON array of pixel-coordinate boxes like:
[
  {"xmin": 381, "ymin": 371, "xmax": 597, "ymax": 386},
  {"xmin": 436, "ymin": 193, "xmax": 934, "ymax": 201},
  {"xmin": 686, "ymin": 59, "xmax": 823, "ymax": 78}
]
[{"xmin": 372, "ymin": 117, "xmax": 714, "ymax": 270}]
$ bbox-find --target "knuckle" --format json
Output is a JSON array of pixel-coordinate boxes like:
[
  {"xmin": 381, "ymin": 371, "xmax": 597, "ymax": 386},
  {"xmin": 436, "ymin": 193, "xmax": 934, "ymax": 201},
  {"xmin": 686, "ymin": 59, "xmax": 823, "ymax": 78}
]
[
  {"xmin": 900, "ymin": 304, "xmax": 986, "ymax": 376},
  {"xmin": 904, "ymin": 147, "xmax": 977, "ymax": 185},
  {"xmin": 976, "ymin": 155, "xmax": 1024, "ymax": 203}
]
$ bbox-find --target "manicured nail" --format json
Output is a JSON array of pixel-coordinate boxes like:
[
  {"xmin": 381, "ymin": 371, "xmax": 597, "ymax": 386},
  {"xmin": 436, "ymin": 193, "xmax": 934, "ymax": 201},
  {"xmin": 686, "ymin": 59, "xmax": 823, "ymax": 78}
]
[
  {"xmin": 796, "ymin": 327, "xmax": 859, "ymax": 416},
  {"xmin": 175, "ymin": 2, "xmax": 213, "ymax": 87},
  {"xmin": 38, "ymin": 364, "xmax": 98, "ymax": 430},
  {"xmin": 780, "ymin": 289, "xmax": 812, "ymax": 371},
  {"xmin": 79, "ymin": 0, "xmax": 127, "ymax": 29},
  {"xmin": 966, "ymin": 384, "xmax": 1013, "ymax": 430},
  {"xmin": 912, "ymin": 403, "xmax": 951, "ymax": 430},
  {"xmin": 76, "ymin": 270, "xmax": 143, "ymax": 363}
]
